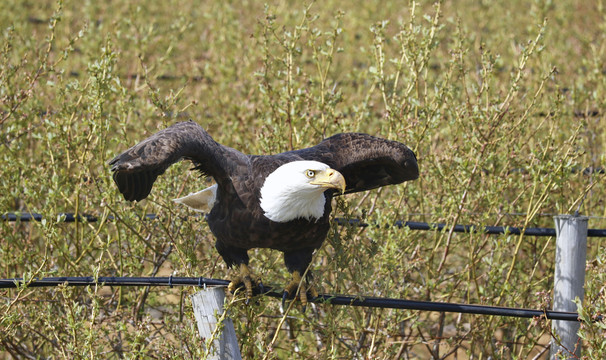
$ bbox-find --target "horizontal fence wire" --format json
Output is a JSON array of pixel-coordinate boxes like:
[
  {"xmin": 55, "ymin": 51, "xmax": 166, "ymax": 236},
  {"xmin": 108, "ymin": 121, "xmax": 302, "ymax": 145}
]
[
  {"xmin": 2, "ymin": 214, "xmax": 602, "ymax": 322},
  {"xmin": 0, "ymin": 276, "xmax": 583, "ymax": 322},
  {"xmin": 4, "ymin": 212, "xmax": 606, "ymax": 237}
]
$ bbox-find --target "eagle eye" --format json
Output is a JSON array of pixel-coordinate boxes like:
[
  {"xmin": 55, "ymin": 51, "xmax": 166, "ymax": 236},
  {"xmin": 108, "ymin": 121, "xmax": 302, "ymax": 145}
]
[{"xmin": 305, "ymin": 170, "xmax": 316, "ymax": 178}]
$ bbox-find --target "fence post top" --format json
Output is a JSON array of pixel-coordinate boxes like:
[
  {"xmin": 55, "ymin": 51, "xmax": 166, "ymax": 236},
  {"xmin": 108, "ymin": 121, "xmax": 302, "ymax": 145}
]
[{"xmin": 553, "ymin": 214, "xmax": 589, "ymax": 222}]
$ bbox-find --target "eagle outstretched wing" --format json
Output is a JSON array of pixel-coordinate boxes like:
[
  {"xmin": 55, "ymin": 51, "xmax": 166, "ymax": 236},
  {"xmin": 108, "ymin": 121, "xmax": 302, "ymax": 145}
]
[
  {"xmin": 109, "ymin": 121, "xmax": 247, "ymax": 202},
  {"xmin": 110, "ymin": 121, "xmax": 417, "ymax": 201},
  {"xmin": 288, "ymin": 133, "xmax": 418, "ymax": 194}
]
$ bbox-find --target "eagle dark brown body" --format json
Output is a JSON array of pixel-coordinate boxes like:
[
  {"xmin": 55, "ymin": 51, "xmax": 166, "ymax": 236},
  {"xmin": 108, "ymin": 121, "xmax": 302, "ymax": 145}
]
[{"xmin": 110, "ymin": 120, "xmax": 418, "ymax": 299}]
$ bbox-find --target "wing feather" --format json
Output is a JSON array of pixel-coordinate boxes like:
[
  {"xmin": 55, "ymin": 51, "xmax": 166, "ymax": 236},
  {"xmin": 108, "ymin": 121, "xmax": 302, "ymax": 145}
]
[{"xmin": 109, "ymin": 121, "xmax": 247, "ymax": 202}]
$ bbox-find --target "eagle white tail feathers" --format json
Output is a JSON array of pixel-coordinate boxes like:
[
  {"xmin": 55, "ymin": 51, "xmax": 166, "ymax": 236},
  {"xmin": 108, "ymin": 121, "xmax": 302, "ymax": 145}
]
[{"xmin": 173, "ymin": 184, "xmax": 217, "ymax": 212}]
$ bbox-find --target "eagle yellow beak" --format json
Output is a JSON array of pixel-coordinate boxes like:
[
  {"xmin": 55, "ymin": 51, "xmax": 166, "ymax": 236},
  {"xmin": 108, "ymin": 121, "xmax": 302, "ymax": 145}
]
[{"xmin": 310, "ymin": 168, "xmax": 346, "ymax": 194}]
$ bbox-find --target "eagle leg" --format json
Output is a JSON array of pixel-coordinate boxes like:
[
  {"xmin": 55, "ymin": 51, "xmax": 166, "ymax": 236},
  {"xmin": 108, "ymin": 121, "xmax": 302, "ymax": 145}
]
[
  {"xmin": 227, "ymin": 263, "xmax": 260, "ymax": 301},
  {"xmin": 282, "ymin": 249, "xmax": 318, "ymax": 310},
  {"xmin": 282, "ymin": 270, "xmax": 319, "ymax": 311},
  {"xmin": 217, "ymin": 243, "xmax": 261, "ymax": 301}
]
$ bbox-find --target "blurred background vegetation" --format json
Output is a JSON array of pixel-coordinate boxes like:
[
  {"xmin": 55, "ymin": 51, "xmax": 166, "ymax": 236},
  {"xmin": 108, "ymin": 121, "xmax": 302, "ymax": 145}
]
[{"xmin": 1, "ymin": 0, "xmax": 605, "ymax": 358}]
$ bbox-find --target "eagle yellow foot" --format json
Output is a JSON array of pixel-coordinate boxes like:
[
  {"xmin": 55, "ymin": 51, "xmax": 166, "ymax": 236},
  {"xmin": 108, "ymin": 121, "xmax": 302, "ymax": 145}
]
[
  {"xmin": 282, "ymin": 271, "xmax": 319, "ymax": 311},
  {"xmin": 227, "ymin": 263, "xmax": 260, "ymax": 302}
]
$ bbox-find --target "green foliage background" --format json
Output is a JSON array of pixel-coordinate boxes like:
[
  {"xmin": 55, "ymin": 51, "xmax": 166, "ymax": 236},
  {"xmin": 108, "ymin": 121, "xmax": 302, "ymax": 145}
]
[{"xmin": 1, "ymin": 0, "xmax": 606, "ymax": 358}]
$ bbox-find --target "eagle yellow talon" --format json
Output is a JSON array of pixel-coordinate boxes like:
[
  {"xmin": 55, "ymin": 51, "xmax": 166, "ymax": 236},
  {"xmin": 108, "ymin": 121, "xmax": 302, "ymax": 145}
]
[
  {"xmin": 227, "ymin": 263, "xmax": 259, "ymax": 300},
  {"xmin": 283, "ymin": 271, "xmax": 318, "ymax": 310}
]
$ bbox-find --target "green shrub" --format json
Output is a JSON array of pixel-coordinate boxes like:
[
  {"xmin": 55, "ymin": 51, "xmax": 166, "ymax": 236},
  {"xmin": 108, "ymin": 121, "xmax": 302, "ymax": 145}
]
[{"xmin": 1, "ymin": 0, "xmax": 605, "ymax": 358}]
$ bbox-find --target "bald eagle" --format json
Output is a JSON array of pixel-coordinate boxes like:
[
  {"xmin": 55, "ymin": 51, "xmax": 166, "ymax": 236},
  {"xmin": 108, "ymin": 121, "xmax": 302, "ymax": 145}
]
[{"xmin": 109, "ymin": 121, "xmax": 418, "ymax": 305}]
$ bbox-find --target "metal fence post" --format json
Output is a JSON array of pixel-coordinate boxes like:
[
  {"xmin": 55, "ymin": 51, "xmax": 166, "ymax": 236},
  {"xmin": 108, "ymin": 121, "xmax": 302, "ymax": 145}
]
[
  {"xmin": 550, "ymin": 215, "xmax": 588, "ymax": 359},
  {"xmin": 191, "ymin": 287, "xmax": 242, "ymax": 360}
]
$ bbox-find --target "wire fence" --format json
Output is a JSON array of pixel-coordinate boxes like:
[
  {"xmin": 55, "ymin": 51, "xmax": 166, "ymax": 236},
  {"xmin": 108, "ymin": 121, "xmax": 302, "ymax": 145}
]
[
  {"xmin": 0, "ymin": 276, "xmax": 583, "ymax": 322},
  {"xmin": 4, "ymin": 212, "xmax": 606, "ymax": 237},
  {"xmin": 2, "ymin": 212, "xmax": 604, "ymax": 323}
]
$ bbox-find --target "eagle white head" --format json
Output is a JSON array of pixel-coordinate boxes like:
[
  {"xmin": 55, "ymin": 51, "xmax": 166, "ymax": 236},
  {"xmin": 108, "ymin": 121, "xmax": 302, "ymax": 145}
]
[{"xmin": 259, "ymin": 160, "xmax": 346, "ymax": 223}]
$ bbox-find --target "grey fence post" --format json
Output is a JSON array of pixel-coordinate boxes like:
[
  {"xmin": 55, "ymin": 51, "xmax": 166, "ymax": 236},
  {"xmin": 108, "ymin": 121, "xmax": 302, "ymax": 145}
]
[
  {"xmin": 191, "ymin": 287, "xmax": 242, "ymax": 360},
  {"xmin": 550, "ymin": 215, "xmax": 587, "ymax": 359}
]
